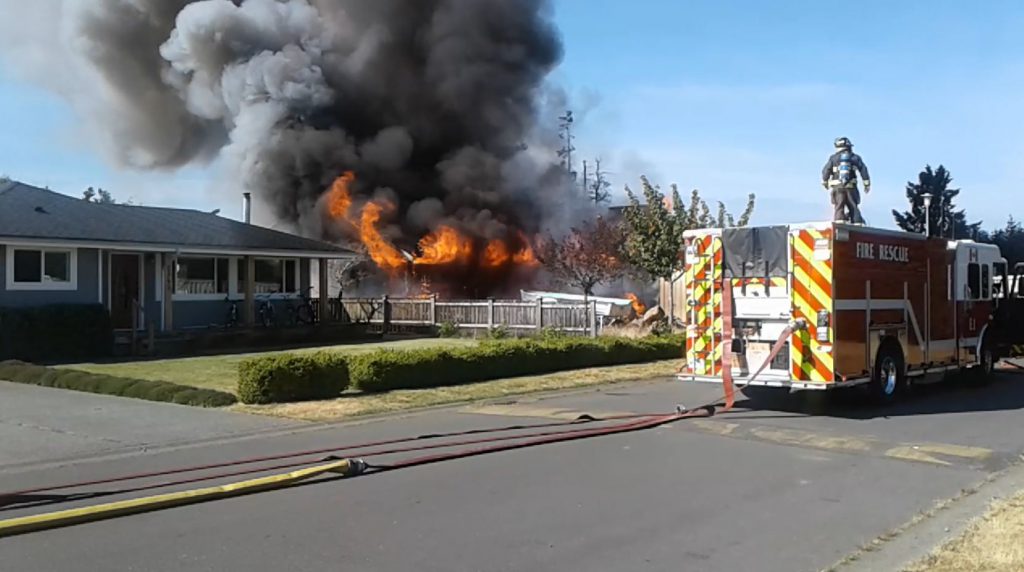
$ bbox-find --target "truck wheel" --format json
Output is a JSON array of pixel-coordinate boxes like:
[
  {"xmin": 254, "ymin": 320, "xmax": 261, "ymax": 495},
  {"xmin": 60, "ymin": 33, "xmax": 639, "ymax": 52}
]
[
  {"xmin": 972, "ymin": 339, "xmax": 996, "ymax": 385},
  {"xmin": 871, "ymin": 343, "xmax": 906, "ymax": 403}
]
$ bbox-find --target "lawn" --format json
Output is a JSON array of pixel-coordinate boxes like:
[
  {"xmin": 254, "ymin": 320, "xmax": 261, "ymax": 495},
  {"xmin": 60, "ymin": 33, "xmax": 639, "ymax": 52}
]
[
  {"xmin": 68, "ymin": 338, "xmax": 478, "ymax": 395},
  {"xmin": 904, "ymin": 490, "xmax": 1024, "ymax": 572},
  {"xmin": 234, "ymin": 360, "xmax": 680, "ymax": 422}
]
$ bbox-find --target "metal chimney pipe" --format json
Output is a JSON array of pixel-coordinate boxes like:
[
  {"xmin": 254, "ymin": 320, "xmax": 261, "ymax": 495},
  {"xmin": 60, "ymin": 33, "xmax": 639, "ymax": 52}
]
[{"xmin": 242, "ymin": 192, "xmax": 252, "ymax": 224}]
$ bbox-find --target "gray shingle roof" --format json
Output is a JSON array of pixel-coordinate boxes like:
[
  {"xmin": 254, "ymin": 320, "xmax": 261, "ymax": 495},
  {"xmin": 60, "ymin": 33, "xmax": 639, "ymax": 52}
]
[{"xmin": 0, "ymin": 181, "xmax": 351, "ymax": 256}]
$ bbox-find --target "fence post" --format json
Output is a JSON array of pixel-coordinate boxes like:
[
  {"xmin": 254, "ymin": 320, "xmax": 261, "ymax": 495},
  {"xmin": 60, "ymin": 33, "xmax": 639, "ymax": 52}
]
[
  {"xmin": 488, "ymin": 298, "xmax": 495, "ymax": 330},
  {"xmin": 535, "ymin": 298, "xmax": 544, "ymax": 331},
  {"xmin": 589, "ymin": 301, "xmax": 598, "ymax": 339},
  {"xmin": 382, "ymin": 295, "xmax": 392, "ymax": 335},
  {"xmin": 430, "ymin": 294, "xmax": 437, "ymax": 326}
]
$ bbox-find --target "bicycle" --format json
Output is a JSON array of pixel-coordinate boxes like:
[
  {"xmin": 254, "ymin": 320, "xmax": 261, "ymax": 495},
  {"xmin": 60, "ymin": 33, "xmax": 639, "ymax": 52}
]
[
  {"xmin": 256, "ymin": 293, "xmax": 277, "ymax": 328},
  {"xmin": 288, "ymin": 286, "xmax": 318, "ymax": 326},
  {"xmin": 223, "ymin": 295, "xmax": 239, "ymax": 329}
]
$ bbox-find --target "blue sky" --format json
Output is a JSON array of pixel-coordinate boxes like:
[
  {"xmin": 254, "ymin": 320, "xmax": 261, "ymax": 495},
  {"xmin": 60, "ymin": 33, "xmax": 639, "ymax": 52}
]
[{"xmin": 2, "ymin": 0, "xmax": 1024, "ymax": 229}]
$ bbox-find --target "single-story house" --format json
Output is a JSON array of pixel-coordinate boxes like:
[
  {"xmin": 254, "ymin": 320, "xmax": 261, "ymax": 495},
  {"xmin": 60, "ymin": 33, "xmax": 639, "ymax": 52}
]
[{"xmin": 0, "ymin": 180, "xmax": 356, "ymax": 332}]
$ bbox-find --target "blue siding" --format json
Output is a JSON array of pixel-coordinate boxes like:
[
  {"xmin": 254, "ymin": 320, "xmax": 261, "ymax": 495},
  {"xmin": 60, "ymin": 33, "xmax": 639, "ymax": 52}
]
[{"xmin": 0, "ymin": 245, "xmax": 102, "ymax": 308}]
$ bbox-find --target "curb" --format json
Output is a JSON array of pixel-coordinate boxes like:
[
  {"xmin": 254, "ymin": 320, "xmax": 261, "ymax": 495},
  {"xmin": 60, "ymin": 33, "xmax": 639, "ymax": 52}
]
[{"xmin": 826, "ymin": 457, "xmax": 1024, "ymax": 571}]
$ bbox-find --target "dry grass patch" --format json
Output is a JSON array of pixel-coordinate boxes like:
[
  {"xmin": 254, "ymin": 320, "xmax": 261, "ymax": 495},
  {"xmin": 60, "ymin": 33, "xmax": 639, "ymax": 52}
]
[
  {"xmin": 904, "ymin": 490, "xmax": 1024, "ymax": 572},
  {"xmin": 234, "ymin": 360, "xmax": 679, "ymax": 422}
]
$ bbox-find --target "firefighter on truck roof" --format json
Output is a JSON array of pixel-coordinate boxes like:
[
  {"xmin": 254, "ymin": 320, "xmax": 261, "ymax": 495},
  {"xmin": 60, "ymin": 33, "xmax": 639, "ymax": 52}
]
[{"xmin": 821, "ymin": 137, "xmax": 871, "ymax": 224}]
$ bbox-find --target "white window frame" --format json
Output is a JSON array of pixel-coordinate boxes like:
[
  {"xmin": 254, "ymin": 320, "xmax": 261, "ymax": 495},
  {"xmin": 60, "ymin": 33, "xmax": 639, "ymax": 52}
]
[
  {"xmin": 5, "ymin": 247, "xmax": 78, "ymax": 292},
  {"xmin": 161, "ymin": 256, "xmax": 303, "ymax": 301},
  {"xmin": 237, "ymin": 258, "xmax": 302, "ymax": 299},
  {"xmin": 169, "ymin": 255, "xmax": 236, "ymax": 302}
]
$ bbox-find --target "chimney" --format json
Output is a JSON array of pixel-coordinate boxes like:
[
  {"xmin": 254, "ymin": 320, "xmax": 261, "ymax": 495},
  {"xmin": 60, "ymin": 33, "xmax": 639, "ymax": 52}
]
[{"xmin": 242, "ymin": 192, "xmax": 252, "ymax": 224}]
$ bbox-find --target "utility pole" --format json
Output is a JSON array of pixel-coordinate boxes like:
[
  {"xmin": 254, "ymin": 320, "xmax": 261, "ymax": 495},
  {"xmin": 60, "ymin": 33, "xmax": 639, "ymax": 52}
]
[
  {"xmin": 582, "ymin": 160, "xmax": 589, "ymax": 197},
  {"xmin": 557, "ymin": 110, "xmax": 576, "ymax": 181}
]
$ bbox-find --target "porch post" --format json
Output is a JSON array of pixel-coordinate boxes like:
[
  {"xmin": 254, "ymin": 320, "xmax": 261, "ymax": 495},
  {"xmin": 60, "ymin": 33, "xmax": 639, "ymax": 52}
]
[
  {"xmin": 319, "ymin": 258, "xmax": 330, "ymax": 325},
  {"xmin": 163, "ymin": 253, "xmax": 175, "ymax": 333},
  {"xmin": 243, "ymin": 255, "xmax": 255, "ymax": 326}
]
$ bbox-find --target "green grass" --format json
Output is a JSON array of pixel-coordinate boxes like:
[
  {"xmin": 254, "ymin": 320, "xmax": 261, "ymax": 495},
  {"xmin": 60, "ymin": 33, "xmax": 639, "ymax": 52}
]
[{"xmin": 67, "ymin": 338, "xmax": 477, "ymax": 395}]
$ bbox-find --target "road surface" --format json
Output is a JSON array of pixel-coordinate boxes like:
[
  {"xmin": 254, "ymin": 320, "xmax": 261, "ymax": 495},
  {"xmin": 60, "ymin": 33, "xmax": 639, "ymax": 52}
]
[{"xmin": 2, "ymin": 371, "xmax": 1023, "ymax": 572}]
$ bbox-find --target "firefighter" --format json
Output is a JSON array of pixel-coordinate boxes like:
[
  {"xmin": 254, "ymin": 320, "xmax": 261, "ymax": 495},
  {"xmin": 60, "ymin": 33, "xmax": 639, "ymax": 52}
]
[{"xmin": 821, "ymin": 137, "xmax": 871, "ymax": 224}]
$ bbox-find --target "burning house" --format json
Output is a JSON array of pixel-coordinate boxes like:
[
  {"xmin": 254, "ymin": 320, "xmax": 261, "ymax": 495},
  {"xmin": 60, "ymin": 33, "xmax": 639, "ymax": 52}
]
[{"xmin": 2, "ymin": 0, "xmax": 578, "ymax": 298}]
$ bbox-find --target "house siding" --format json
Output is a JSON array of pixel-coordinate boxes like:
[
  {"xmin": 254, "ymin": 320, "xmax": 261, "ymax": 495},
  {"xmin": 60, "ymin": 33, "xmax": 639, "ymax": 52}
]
[{"xmin": 0, "ymin": 245, "xmax": 102, "ymax": 308}]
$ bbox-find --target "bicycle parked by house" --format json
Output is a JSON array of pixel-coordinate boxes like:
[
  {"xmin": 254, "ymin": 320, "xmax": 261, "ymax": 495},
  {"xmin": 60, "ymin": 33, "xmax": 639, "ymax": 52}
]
[
  {"xmin": 288, "ymin": 287, "xmax": 318, "ymax": 326},
  {"xmin": 256, "ymin": 293, "xmax": 276, "ymax": 328},
  {"xmin": 224, "ymin": 295, "xmax": 239, "ymax": 329}
]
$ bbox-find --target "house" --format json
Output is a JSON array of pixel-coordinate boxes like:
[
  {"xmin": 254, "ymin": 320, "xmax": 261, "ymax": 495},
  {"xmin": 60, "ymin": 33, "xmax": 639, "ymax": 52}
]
[{"xmin": 0, "ymin": 181, "xmax": 355, "ymax": 332}]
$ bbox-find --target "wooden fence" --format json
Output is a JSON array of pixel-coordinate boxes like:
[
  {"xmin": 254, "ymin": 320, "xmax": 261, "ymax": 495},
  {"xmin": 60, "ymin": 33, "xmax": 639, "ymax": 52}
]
[{"xmin": 320, "ymin": 296, "xmax": 599, "ymax": 336}]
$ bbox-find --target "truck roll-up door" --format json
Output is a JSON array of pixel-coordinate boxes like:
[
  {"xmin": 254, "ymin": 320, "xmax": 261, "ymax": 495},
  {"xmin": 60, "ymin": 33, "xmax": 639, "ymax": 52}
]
[{"xmin": 722, "ymin": 226, "xmax": 789, "ymax": 279}]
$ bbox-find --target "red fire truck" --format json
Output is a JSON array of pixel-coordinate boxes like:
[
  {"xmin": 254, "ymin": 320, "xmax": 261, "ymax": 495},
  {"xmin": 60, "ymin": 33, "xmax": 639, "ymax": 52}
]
[{"xmin": 678, "ymin": 222, "xmax": 1024, "ymax": 402}]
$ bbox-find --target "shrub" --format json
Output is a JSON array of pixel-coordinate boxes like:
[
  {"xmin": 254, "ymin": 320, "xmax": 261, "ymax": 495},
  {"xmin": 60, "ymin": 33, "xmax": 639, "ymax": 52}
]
[
  {"xmin": 538, "ymin": 327, "xmax": 569, "ymax": 342},
  {"xmin": 437, "ymin": 321, "xmax": 460, "ymax": 338},
  {"xmin": 487, "ymin": 324, "xmax": 512, "ymax": 340},
  {"xmin": 351, "ymin": 335, "xmax": 684, "ymax": 393},
  {"xmin": 0, "ymin": 361, "xmax": 236, "ymax": 407},
  {"xmin": 0, "ymin": 304, "xmax": 113, "ymax": 362},
  {"xmin": 237, "ymin": 352, "xmax": 350, "ymax": 405}
]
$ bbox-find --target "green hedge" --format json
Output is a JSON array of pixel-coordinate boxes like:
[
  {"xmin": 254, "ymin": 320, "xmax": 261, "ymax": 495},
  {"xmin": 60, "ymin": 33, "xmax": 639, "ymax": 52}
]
[
  {"xmin": 0, "ymin": 361, "xmax": 237, "ymax": 407},
  {"xmin": 350, "ymin": 335, "xmax": 685, "ymax": 394},
  {"xmin": 237, "ymin": 352, "xmax": 350, "ymax": 405},
  {"xmin": 0, "ymin": 304, "xmax": 113, "ymax": 362}
]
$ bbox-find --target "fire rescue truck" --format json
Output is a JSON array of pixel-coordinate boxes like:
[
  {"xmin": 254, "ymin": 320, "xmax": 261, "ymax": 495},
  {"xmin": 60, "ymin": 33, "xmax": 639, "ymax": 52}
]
[{"xmin": 677, "ymin": 222, "xmax": 1024, "ymax": 402}]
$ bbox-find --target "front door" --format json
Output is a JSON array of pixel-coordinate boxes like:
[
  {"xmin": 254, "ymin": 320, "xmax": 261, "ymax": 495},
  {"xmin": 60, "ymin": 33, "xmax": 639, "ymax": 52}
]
[{"xmin": 110, "ymin": 254, "xmax": 141, "ymax": 330}]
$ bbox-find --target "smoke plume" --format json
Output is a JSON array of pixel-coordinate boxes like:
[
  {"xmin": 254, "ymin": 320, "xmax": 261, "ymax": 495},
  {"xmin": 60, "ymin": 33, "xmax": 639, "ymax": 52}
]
[{"xmin": 1, "ymin": 0, "xmax": 579, "ymax": 295}]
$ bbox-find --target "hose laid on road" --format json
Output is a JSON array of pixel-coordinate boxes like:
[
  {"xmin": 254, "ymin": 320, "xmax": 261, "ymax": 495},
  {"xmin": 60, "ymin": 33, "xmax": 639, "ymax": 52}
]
[
  {"xmin": 0, "ymin": 411, "xmax": 666, "ymax": 506},
  {"xmin": 0, "ymin": 409, "xmax": 713, "ymax": 538}
]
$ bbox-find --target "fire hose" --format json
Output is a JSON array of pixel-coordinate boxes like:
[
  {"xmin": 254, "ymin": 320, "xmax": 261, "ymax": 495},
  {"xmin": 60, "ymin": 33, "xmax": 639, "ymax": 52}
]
[{"xmin": 0, "ymin": 409, "xmax": 717, "ymax": 538}]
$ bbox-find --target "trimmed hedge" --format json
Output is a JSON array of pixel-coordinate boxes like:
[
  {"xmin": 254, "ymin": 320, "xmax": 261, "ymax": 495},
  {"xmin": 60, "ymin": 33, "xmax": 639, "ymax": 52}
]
[
  {"xmin": 0, "ymin": 361, "xmax": 237, "ymax": 407},
  {"xmin": 0, "ymin": 304, "xmax": 113, "ymax": 362},
  {"xmin": 237, "ymin": 352, "xmax": 350, "ymax": 405},
  {"xmin": 350, "ymin": 335, "xmax": 685, "ymax": 394}
]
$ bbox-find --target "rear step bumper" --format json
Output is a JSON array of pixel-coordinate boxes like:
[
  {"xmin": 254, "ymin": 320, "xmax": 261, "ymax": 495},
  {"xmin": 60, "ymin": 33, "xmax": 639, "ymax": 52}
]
[{"xmin": 676, "ymin": 373, "xmax": 871, "ymax": 390}]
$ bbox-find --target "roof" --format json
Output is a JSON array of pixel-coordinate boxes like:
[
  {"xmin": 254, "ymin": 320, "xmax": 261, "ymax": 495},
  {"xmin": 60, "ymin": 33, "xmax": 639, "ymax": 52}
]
[{"xmin": 0, "ymin": 181, "xmax": 353, "ymax": 257}]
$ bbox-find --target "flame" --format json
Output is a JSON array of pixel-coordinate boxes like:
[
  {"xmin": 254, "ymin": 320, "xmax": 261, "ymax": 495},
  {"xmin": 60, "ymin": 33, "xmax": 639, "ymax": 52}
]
[
  {"xmin": 626, "ymin": 293, "xmax": 646, "ymax": 316},
  {"xmin": 414, "ymin": 226, "xmax": 473, "ymax": 266},
  {"xmin": 360, "ymin": 201, "xmax": 407, "ymax": 271},
  {"xmin": 483, "ymin": 240, "xmax": 511, "ymax": 268},
  {"xmin": 327, "ymin": 171, "xmax": 355, "ymax": 221},
  {"xmin": 512, "ymin": 233, "xmax": 540, "ymax": 267}
]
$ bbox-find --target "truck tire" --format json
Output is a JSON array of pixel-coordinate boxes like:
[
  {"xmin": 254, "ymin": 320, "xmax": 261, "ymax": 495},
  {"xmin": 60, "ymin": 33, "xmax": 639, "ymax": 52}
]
[
  {"xmin": 971, "ymin": 338, "xmax": 996, "ymax": 385},
  {"xmin": 871, "ymin": 342, "xmax": 906, "ymax": 404}
]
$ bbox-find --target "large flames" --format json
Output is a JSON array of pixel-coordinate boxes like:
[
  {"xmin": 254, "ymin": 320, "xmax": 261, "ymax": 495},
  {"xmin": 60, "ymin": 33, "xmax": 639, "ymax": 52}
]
[{"xmin": 326, "ymin": 172, "xmax": 541, "ymax": 295}]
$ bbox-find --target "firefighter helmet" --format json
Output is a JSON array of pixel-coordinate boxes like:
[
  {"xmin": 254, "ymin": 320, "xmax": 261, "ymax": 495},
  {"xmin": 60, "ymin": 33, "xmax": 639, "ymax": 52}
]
[{"xmin": 834, "ymin": 137, "xmax": 853, "ymax": 150}]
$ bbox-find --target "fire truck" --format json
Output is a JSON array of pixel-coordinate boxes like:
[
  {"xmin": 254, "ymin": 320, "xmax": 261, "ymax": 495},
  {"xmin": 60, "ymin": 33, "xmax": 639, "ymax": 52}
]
[{"xmin": 677, "ymin": 222, "xmax": 1024, "ymax": 402}]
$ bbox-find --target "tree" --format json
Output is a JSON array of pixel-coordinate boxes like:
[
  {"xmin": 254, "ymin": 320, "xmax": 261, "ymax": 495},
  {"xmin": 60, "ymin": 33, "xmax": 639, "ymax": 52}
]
[
  {"xmin": 987, "ymin": 217, "xmax": 1024, "ymax": 267},
  {"xmin": 584, "ymin": 158, "xmax": 612, "ymax": 205},
  {"xmin": 621, "ymin": 177, "xmax": 755, "ymax": 324},
  {"xmin": 82, "ymin": 187, "xmax": 117, "ymax": 204},
  {"xmin": 332, "ymin": 256, "xmax": 371, "ymax": 298},
  {"xmin": 538, "ymin": 216, "xmax": 626, "ymax": 296},
  {"xmin": 557, "ymin": 110, "xmax": 576, "ymax": 181},
  {"xmin": 893, "ymin": 165, "xmax": 981, "ymax": 239}
]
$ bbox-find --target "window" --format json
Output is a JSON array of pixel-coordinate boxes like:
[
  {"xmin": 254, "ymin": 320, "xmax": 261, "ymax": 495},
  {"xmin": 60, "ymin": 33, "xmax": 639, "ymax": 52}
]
[
  {"xmin": 981, "ymin": 264, "xmax": 991, "ymax": 299},
  {"xmin": 7, "ymin": 248, "xmax": 76, "ymax": 291},
  {"xmin": 994, "ymin": 262, "xmax": 1007, "ymax": 298},
  {"xmin": 175, "ymin": 257, "xmax": 230, "ymax": 296},
  {"xmin": 967, "ymin": 263, "xmax": 981, "ymax": 300},
  {"xmin": 238, "ymin": 259, "xmax": 298, "ymax": 294}
]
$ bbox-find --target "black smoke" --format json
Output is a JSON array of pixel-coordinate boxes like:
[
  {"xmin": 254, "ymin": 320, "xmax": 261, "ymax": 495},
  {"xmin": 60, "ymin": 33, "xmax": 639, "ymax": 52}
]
[{"xmin": 0, "ymin": 0, "xmax": 578, "ymax": 286}]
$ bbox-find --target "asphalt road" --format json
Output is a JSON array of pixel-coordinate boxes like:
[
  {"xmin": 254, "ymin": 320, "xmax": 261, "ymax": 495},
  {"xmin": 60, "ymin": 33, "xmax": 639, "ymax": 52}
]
[{"xmin": 2, "ymin": 371, "xmax": 1024, "ymax": 572}]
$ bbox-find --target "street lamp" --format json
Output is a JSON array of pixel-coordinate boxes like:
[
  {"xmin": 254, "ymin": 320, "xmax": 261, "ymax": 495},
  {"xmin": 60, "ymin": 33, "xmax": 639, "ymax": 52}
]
[{"xmin": 922, "ymin": 193, "xmax": 933, "ymax": 238}]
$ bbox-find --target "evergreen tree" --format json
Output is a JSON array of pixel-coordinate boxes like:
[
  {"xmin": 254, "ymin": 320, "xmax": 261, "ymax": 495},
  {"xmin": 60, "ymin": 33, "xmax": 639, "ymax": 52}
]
[{"xmin": 893, "ymin": 165, "xmax": 981, "ymax": 239}]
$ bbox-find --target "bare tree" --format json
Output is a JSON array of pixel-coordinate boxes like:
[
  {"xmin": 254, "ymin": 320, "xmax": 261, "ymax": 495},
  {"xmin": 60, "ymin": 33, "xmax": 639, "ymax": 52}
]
[{"xmin": 587, "ymin": 158, "xmax": 612, "ymax": 205}]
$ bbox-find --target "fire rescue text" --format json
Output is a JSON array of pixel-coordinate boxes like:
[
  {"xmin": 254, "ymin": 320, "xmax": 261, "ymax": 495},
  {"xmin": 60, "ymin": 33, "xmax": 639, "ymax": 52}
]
[{"xmin": 855, "ymin": 242, "xmax": 910, "ymax": 263}]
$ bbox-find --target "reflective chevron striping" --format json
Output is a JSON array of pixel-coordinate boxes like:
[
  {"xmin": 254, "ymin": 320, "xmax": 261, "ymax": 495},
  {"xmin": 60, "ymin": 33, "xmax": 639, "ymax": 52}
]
[{"xmin": 790, "ymin": 229, "xmax": 834, "ymax": 383}]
